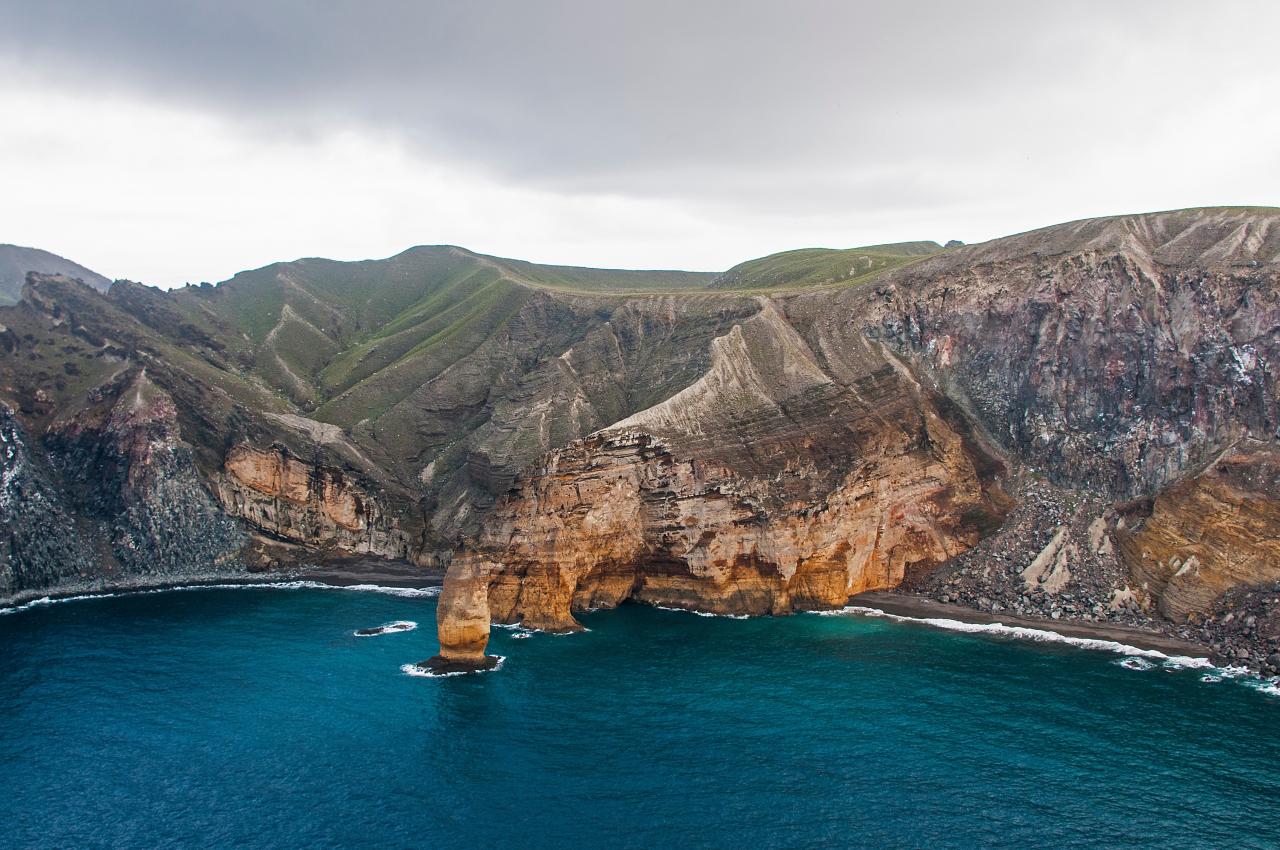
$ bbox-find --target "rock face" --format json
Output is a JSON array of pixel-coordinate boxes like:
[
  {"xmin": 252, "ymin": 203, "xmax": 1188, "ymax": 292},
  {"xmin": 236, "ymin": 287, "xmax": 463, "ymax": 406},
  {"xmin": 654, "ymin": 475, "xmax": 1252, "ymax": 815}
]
[
  {"xmin": 839, "ymin": 209, "xmax": 1280, "ymax": 499},
  {"xmin": 42, "ymin": 369, "xmax": 247, "ymax": 581},
  {"xmin": 0, "ymin": 403, "xmax": 98, "ymax": 595},
  {"xmin": 0, "ymin": 368, "xmax": 247, "ymax": 599},
  {"xmin": 1117, "ymin": 443, "xmax": 1280, "ymax": 621},
  {"xmin": 433, "ymin": 209, "xmax": 1280, "ymax": 670},
  {"xmin": 430, "ymin": 299, "xmax": 1010, "ymax": 667},
  {"xmin": 216, "ymin": 444, "xmax": 415, "ymax": 560}
]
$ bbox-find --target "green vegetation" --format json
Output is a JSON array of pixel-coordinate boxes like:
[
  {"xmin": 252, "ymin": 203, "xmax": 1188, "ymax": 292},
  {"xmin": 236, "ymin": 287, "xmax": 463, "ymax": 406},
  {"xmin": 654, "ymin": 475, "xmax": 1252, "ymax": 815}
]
[
  {"xmin": 493, "ymin": 256, "xmax": 715, "ymax": 294},
  {"xmin": 710, "ymin": 241, "xmax": 944, "ymax": 292}
]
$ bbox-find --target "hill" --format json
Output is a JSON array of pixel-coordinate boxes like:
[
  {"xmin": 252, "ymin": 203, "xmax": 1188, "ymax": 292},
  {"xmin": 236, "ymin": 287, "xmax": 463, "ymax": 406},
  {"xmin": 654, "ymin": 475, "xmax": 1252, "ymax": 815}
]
[
  {"xmin": 0, "ymin": 244, "xmax": 110, "ymax": 305},
  {"xmin": 709, "ymin": 240, "xmax": 943, "ymax": 291}
]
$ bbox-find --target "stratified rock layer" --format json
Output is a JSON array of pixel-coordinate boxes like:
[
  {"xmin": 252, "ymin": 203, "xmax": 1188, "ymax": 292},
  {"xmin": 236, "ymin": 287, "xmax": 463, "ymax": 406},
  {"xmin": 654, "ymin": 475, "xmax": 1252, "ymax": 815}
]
[
  {"xmin": 432, "ymin": 299, "xmax": 1009, "ymax": 667},
  {"xmin": 435, "ymin": 210, "xmax": 1280, "ymax": 670},
  {"xmin": 1117, "ymin": 443, "xmax": 1280, "ymax": 621},
  {"xmin": 217, "ymin": 444, "xmax": 415, "ymax": 560}
]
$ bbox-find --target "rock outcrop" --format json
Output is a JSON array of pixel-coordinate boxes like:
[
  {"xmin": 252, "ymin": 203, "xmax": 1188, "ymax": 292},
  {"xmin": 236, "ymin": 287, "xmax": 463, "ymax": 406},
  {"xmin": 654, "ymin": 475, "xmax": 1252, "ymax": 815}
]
[
  {"xmin": 433, "ymin": 209, "xmax": 1280, "ymax": 671},
  {"xmin": 216, "ymin": 443, "xmax": 415, "ymax": 561},
  {"xmin": 430, "ymin": 298, "xmax": 1010, "ymax": 669},
  {"xmin": 1117, "ymin": 442, "xmax": 1280, "ymax": 621},
  {"xmin": 42, "ymin": 369, "xmax": 246, "ymax": 582},
  {"xmin": 0, "ymin": 403, "xmax": 98, "ymax": 595}
]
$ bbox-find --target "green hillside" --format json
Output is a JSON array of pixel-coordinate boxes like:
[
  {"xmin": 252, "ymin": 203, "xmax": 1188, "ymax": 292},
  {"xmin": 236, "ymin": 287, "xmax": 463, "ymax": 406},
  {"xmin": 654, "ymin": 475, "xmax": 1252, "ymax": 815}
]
[{"xmin": 710, "ymin": 241, "xmax": 944, "ymax": 292}]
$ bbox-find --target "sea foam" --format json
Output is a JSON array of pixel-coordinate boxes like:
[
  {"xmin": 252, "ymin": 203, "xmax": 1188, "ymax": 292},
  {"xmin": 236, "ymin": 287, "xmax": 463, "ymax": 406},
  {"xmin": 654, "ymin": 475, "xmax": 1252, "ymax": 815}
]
[
  {"xmin": 0, "ymin": 580, "xmax": 440, "ymax": 616},
  {"xmin": 353, "ymin": 620, "xmax": 418, "ymax": 637},
  {"xmin": 818, "ymin": 605, "xmax": 1279, "ymax": 697},
  {"xmin": 652, "ymin": 604, "xmax": 749, "ymax": 620}
]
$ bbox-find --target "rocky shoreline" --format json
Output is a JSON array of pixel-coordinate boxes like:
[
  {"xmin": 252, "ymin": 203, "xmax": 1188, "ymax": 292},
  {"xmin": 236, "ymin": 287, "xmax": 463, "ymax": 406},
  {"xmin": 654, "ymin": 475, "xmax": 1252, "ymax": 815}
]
[
  {"xmin": 0, "ymin": 555, "xmax": 444, "ymax": 612},
  {"xmin": 852, "ymin": 591, "xmax": 1209, "ymax": 658}
]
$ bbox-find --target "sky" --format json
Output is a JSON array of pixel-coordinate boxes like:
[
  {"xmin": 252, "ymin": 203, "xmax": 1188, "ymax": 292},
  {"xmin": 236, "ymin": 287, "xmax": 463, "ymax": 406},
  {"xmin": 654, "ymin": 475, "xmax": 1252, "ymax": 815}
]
[{"xmin": 1, "ymin": 0, "xmax": 1277, "ymax": 287}]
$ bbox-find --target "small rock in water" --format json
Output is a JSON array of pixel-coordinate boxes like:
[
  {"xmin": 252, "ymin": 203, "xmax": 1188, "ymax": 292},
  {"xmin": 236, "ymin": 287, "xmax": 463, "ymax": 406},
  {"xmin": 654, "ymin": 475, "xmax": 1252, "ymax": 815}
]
[{"xmin": 354, "ymin": 620, "xmax": 417, "ymax": 637}]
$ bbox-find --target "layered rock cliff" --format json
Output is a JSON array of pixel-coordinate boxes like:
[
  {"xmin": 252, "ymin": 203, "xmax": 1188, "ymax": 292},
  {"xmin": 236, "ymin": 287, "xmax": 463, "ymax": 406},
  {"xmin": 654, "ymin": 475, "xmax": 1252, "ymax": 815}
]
[
  {"xmin": 216, "ymin": 443, "xmax": 415, "ymax": 560},
  {"xmin": 428, "ymin": 298, "xmax": 1011, "ymax": 667},
  {"xmin": 1117, "ymin": 442, "xmax": 1280, "ymax": 622},
  {"xmin": 430, "ymin": 209, "xmax": 1280, "ymax": 671}
]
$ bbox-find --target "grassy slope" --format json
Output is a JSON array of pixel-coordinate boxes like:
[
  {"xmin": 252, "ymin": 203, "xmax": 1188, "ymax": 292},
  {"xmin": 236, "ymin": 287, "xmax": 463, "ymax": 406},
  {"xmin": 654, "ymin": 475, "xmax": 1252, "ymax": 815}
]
[
  {"xmin": 710, "ymin": 241, "xmax": 945, "ymax": 292},
  {"xmin": 158, "ymin": 246, "xmax": 718, "ymax": 430}
]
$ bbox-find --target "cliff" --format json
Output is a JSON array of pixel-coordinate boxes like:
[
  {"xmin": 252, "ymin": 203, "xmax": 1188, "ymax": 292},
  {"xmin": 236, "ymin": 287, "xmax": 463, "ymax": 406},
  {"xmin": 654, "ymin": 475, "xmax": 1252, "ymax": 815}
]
[
  {"xmin": 427, "ymin": 297, "xmax": 1011, "ymax": 668},
  {"xmin": 217, "ymin": 443, "xmax": 415, "ymax": 560},
  {"xmin": 429, "ymin": 209, "xmax": 1280, "ymax": 671},
  {"xmin": 1117, "ymin": 443, "xmax": 1280, "ymax": 622}
]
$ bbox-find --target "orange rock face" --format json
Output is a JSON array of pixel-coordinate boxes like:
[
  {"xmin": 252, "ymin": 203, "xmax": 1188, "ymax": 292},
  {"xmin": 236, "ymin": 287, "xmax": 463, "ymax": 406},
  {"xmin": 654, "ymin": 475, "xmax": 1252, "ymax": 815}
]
[
  {"xmin": 225, "ymin": 446, "xmax": 313, "ymax": 506},
  {"xmin": 432, "ymin": 300, "xmax": 1009, "ymax": 668},
  {"xmin": 1117, "ymin": 443, "xmax": 1280, "ymax": 621},
  {"xmin": 218, "ymin": 444, "xmax": 414, "ymax": 558}
]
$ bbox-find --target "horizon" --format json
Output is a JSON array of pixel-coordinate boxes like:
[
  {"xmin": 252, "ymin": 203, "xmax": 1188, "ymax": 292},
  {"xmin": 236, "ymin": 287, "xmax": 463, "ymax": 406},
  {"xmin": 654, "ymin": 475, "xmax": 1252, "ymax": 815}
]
[
  {"xmin": 2, "ymin": 2, "xmax": 1278, "ymax": 287},
  {"xmin": 12, "ymin": 203, "xmax": 1280, "ymax": 288}
]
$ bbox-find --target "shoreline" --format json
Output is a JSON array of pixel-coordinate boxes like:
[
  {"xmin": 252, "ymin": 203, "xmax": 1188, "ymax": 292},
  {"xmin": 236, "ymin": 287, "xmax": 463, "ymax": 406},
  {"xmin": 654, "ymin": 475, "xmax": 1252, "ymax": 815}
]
[
  {"xmin": 850, "ymin": 591, "xmax": 1210, "ymax": 658},
  {"xmin": 0, "ymin": 556, "xmax": 444, "ymax": 612},
  {"xmin": 0, "ymin": 568, "xmax": 1213, "ymax": 664}
]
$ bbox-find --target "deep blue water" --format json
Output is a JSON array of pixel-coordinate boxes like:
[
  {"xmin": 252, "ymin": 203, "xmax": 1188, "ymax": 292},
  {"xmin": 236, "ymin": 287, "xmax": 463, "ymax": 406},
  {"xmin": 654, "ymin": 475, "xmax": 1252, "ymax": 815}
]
[{"xmin": 1, "ymin": 586, "xmax": 1277, "ymax": 850}]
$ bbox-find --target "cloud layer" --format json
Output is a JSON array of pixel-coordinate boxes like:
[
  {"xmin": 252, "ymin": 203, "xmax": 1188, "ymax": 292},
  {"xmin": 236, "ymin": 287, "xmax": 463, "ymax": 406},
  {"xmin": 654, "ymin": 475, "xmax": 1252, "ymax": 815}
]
[{"xmin": 1, "ymin": 1, "xmax": 1277, "ymax": 284}]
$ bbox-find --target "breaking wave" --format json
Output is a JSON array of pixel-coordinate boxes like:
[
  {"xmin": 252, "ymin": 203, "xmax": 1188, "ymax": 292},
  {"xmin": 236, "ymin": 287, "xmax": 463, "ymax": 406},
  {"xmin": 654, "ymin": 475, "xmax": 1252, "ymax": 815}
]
[
  {"xmin": 652, "ymin": 604, "xmax": 749, "ymax": 620},
  {"xmin": 353, "ymin": 620, "xmax": 418, "ymax": 637},
  {"xmin": 0, "ymin": 580, "xmax": 440, "ymax": 616},
  {"xmin": 817, "ymin": 605, "xmax": 1278, "ymax": 697}
]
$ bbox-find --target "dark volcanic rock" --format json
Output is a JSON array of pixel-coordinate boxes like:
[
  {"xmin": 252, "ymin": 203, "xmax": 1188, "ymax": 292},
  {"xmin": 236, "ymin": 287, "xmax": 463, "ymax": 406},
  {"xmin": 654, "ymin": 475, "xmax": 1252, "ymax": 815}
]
[
  {"xmin": 44, "ymin": 368, "xmax": 247, "ymax": 578},
  {"xmin": 0, "ymin": 403, "xmax": 97, "ymax": 595}
]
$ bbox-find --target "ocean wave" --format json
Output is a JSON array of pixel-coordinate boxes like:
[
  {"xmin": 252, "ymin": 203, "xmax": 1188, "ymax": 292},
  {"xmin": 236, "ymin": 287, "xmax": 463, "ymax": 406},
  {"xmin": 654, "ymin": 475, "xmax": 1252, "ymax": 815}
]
[
  {"xmin": 492, "ymin": 621, "xmax": 589, "ymax": 635},
  {"xmin": 819, "ymin": 605, "xmax": 1278, "ymax": 698},
  {"xmin": 399, "ymin": 656, "xmax": 506, "ymax": 679},
  {"xmin": 353, "ymin": 620, "xmax": 418, "ymax": 637},
  {"xmin": 820, "ymin": 605, "xmax": 1201, "ymax": 661},
  {"xmin": 1244, "ymin": 677, "xmax": 1280, "ymax": 698},
  {"xmin": 651, "ymin": 604, "xmax": 749, "ymax": 620},
  {"xmin": 1117, "ymin": 657, "xmax": 1156, "ymax": 671},
  {"xmin": 0, "ymin": 580, "xmax": 440, "ymax": 615}
]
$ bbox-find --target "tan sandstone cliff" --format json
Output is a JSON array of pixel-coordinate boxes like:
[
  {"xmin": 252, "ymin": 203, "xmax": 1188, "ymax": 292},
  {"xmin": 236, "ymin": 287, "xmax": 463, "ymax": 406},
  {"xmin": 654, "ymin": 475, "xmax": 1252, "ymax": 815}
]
[
  {"xmin": 1116, "ymin": 442, "xmax": 1280, "ymax": 621},
  {"xmin": 216, "ymin": 444, "xmax": 416, "ymax": 561},
  {"xmin": 426, "ymin": 298, "xmax": 1010, "ymax": 670}
]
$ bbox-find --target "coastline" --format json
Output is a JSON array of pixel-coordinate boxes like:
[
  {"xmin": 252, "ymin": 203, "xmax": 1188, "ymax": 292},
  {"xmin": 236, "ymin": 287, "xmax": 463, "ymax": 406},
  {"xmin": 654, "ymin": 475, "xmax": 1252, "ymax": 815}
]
[
  {"xmin": 0, "ymin": 556, "xmax": 444, "ymax": 612},
  {"xmin": 850, "ymin": 591, "xmax": 1210, "ymax": 658},
  {"xmin": 0, "ymin": 564, "xmax": 1215, "ymax": 664}
]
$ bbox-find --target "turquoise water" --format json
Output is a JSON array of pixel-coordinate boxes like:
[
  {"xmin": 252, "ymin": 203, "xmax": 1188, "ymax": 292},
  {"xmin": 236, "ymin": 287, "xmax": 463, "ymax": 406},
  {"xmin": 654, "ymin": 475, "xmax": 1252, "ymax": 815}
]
[{"xmin": 1, "ymin": 586, "xmax": 1277, "ymax": 850}]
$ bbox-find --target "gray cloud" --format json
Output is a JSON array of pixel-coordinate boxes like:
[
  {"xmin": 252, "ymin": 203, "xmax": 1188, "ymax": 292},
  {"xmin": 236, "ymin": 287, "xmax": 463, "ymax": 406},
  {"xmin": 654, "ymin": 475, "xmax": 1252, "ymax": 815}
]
[
  {"xmin": 6, "ymin": 1, "xmax": 1277, "ymax": 211},
  {"xmin": 1, "ymin": 0, "xmax": 1278, "ymax": 274}
]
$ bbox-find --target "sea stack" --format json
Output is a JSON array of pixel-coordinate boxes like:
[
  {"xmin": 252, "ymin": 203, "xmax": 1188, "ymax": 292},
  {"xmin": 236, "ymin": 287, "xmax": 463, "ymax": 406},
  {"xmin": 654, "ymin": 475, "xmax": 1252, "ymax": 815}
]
[{"xmin": 422, "ymin": 556, "xmax": 501, "ymax": 673}]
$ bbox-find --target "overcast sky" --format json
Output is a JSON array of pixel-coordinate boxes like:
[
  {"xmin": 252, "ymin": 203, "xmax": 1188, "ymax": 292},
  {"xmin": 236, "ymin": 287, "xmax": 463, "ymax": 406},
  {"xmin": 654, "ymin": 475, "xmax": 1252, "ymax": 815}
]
[{"xmin": 1, "ymin": 1, "xmax": 1277, "ymax": 286}]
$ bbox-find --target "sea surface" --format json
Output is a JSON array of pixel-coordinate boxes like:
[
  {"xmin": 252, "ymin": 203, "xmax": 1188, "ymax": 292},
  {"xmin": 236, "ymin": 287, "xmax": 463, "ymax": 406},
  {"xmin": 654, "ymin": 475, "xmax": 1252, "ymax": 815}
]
[{"xmin": 1, "ymin": 585, "xmax": 1277, "ymax": 850}]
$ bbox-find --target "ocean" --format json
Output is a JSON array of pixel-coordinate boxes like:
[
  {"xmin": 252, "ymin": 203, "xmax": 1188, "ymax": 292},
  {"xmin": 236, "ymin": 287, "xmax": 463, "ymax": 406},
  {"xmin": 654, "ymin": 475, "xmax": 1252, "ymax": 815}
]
[{"xmin": 1, "ymin": 585, "xmax": 1276, "ymax": 849}]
